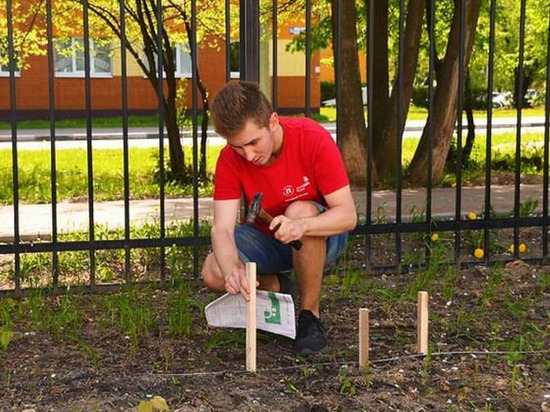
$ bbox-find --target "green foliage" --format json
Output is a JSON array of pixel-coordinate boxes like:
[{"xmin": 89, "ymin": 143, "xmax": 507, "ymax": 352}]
[
  {"xmin": 3, "ymin": 219, "xmax": 211, "ymax": 285},
  {"xmin": 338, "ymin": 366, "xmax": 357, "ymax": 396},
  {"xmin": 320, "ymin": 81, "xmax": 336, "ymax": 102},
  {"xmin": 103, "ymin": 286, "xmax": 156, "ymax": 353},
  {"xmin": 167, "ymin": 283, "xmax": 204, "ymax": 337}
]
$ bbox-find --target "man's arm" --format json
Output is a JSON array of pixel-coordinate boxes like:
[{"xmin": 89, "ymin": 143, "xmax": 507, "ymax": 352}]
[
  {"xmin": 269, "ymin": 185, "xmax": 357, "ymax": 243},
  {"xmin": 210, "ymin": 199, "xmax": 253, "ymax": 299}
]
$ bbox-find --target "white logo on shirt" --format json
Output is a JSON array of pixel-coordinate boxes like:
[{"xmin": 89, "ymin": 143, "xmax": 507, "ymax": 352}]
[{"xmin": 283, "ymin": 176, "xmax": 310, "ymax": 198}]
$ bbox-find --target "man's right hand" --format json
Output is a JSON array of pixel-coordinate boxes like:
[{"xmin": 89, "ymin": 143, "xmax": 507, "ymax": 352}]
[{"xmin": 224, "ymin": 265, "xmax": 251, "ymax": 300}]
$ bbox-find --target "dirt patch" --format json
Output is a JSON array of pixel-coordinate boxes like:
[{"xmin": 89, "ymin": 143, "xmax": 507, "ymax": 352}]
[{"xmin": 1, "ymin": 260, "xmax": 549, "ymax": 412}]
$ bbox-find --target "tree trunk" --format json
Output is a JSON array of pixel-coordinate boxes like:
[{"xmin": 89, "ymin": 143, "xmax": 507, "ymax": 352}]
[
  {"xmin": 164, "ymin": 96, "xmax": 186, "ymax": 181},
  {"xmin": 183, "ymin": 15, "xmax": 210, "ymax": 181},
  {"xmin": 331, "ymin": 0, "xmax": 369, "ymax": 187},
  {"xmin": 462, "ymin": 70, "xmax": 475, "ymax": 165},
  {"xmin": 371, "ymin": 0, "xmax": 390, "ymax": 165},
  {"xmin": 406, "ymin": 0, "xmax": 482, "ymax": 186},
  {"xmin": 372, "ymin": 0, "xmax": 424, "ymax": 182}
]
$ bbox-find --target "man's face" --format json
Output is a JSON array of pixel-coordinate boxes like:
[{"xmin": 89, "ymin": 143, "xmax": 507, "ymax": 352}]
[{"xmin": 226, "ymin": 113, "xmax": 279, "ymax": 166}]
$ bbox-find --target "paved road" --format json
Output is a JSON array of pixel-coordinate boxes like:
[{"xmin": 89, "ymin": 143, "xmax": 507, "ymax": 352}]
[{"xmin": 0, "ymin": 184, "xmax": 547, "ymax": 241}]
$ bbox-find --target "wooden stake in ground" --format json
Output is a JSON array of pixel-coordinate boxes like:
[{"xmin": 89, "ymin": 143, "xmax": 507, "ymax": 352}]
[
  {"xmin": 359, "ymin": 308, "xmax": 370, "ymax": 368},
  {"xmin": 417, "ymin": 291, "xmax": 429, "ymax": 355},
  {"xmin": 246, "ymin": 262, "xmax": 257, "ymax": 372}
]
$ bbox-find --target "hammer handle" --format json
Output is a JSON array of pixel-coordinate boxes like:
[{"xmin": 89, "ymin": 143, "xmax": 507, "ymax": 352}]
[{"xmin": 258, "ymin": 209, "xmax": 302, "ymax": 251}]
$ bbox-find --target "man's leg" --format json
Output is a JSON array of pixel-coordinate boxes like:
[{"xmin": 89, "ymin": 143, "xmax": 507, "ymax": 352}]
[
  {"xmin": 202, "ymin": 252, "xmax": 284, "ymax": 292},
  {"xmin": 284, "ymin": 201, "xmax": 326, "ymax": 316},
  {"xmin": 284, "ymin": 201, "xmax": 329, "ymax": 356},
  {"xmin": 202, "ymin": 224, "xmax": 293, "ymax": 293}
]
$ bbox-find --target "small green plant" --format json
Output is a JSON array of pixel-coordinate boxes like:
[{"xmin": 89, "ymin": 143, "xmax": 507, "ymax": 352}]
[
  {"xmin": 167, "ymin": 283, "xmax": 204, "ymax": 337},
  {"xmin": 102, "ymin": 286, "xmax": 156, "ymax": 354},
  {"xmin": 338, "ymin": 366, "xmax": 357, "ymax": 395},
  {"xmin": 480, "ymin": 267, "xmax": 503, "ymax": 307}
]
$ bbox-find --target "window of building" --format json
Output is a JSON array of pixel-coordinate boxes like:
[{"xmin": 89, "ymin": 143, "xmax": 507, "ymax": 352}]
[
  {"xmin": 54, "ymin": 37, "xmax": 112, "ymax": 78},
  {"xmin": 0, "ymin": 40, "xmax": 21, "ymax": 77},
  {"xmin": 144, "ymin": 43, "xmax": 193, "ymax": 78}
]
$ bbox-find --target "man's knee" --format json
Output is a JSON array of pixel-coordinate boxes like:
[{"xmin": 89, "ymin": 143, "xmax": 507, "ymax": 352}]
[
  {"xmin": 284, "ymin": 201, "xmax": 321, "ymax": 220},
  {"xmin": 201, "ymin": 253, "xmax": 225, "ymax": 292}
]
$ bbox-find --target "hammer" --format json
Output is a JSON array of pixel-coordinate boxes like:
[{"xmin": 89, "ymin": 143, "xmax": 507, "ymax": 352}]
[{"xmin": 246, "ymin": 192, "xmax": 302, "ymax": 251}]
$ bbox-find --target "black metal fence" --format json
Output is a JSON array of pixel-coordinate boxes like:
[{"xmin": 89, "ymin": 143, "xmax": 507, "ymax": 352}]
[{"xmin": 1, "ymin": 0, "xmax": 549, "ymax": 295}]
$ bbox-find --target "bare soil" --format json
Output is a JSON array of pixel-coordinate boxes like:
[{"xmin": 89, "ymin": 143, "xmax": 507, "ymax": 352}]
[{"xmin": 1, "ymin": 259, "xmax": 549, "ymax": 412}]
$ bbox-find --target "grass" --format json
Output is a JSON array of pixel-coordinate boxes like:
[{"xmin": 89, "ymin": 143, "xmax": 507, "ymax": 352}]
[
  {"xmin": 0, "ymin": 106, "xmax": 545, "ymax": 130},
  {"xmin": 0, "ymin": 129, "xmax": 546, "ymax": 205},
  {"xmin": 0, "ymin": 145, "xmax": 223, "ymax": 204},
  {"xmin": 316, "ymin": 106, "xmax": 546, "ymax": 123},
  {"xmin": 0, "ymin": 115, "xmax": 162, "ymax": 130},
  {"xmin": 0, "ymin": 219, "xmax": 212, "ymax": 291}
]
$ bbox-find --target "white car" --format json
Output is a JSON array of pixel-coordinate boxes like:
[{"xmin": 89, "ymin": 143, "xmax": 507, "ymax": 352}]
[{"xmin": 492, "ymin": 91, "xmax": 512, "ymax": 108}]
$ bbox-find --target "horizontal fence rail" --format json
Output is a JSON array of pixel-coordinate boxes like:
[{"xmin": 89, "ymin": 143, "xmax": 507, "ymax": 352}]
[{"xmin": 0, "ymin": 0, "xmax": 549, "ymax": 296}]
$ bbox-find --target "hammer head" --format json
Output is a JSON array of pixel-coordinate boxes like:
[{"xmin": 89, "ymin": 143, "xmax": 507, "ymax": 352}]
[{"xmin": 246, "ymin": 192, "xmax": 263, "ymax": 224}]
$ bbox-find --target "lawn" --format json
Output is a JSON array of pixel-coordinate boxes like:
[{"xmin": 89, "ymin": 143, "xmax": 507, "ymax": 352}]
[
  {"xmin": 0, "ymin": 106, "xmax": 546, "ymax": 130},
  {"xmin": 0, "ymin": 129, "xmax": 546, "ymax": 205}
]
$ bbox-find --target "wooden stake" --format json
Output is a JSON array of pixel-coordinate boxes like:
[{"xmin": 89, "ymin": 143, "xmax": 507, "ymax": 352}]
[
  {"xmin": 246, "ymin": 262, "xmax": 257, "ymax": 372},
  {"xmin": 417, "ymin": 291, "xmax": 429, "ymax": 355},
  {"xmin": 359, "ymin": 308, "xmax": 370, "ymax": 368}
]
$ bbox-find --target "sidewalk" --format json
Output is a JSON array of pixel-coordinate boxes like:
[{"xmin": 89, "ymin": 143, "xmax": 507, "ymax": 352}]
[{"xmin": 0, "ymin": 184, "xmax": 547, "ymax": 241}]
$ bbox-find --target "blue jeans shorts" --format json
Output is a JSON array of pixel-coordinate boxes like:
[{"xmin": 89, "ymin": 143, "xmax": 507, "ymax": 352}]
[{"xmin": 234, "ymin": 202, "xmax": 348, "ymax": 275}]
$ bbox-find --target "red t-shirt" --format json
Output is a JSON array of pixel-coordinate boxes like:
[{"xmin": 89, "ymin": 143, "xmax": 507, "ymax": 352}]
[{"xmin": 214, "ymin": 117, "xmax": 349, "ymax": 234}]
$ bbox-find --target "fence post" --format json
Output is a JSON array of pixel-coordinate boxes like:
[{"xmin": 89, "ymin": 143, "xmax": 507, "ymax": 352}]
[{"xmin": 240, "ymin": 0, "xmax": 260, "ymax": 82}]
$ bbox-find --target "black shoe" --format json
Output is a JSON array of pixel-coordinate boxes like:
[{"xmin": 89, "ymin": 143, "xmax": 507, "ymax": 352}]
[
  {"xmin": 294, "ymin": 310, "xmax": 327, "ymax": 356},
  {"xmin": 276, "ymin": 272, "xmax": 296, "ymax": 297}
]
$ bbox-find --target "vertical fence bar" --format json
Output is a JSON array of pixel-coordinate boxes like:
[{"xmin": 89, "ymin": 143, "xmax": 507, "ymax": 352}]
[
  {"xmin": 454, "ymin": 0, "xmax": 466, "ymax": 265},
  {"xmin": 395, "ymin": 0, "xmax": 404, "ymax": 268},
  {"xmin": 156, "ymin": 0, "xmax": 166, "ymax": 284},
  {"xmin": 225, "ymin": 0, "xmax": 231, "ymax": 84},
  {"xmin": 119, "ymin": 0, "xmax": 131, "ymax": 282},
  {"xmin": 272, "ymin": 0, "xmax": 278, "ymax": 110},
  {"xmin": 305, "ymin": 0, "xmax": 311, "ymax": 117},
  {"xmin": 365, "ymin": 0, "xmax": 373, "ymax": 270},
  {"xmin": 191, "ymin": 0, "xmax": 200, "ymax": 278},
  {"xmin": 83, "ymin": 0, "xmax": 96, "ymax": 287},
  {"xmin": 484, "ymin": 0, "xmax": 496, "ymax": 265},
  {"xmin": 6, "ymin": 0, "xmax": 20, "ymax": 292},
  {"xmin": 426, "ymin": 0, "xmax": 435, "ymax": 263},
  {"xmin": 45, "ymin": 0, "xmax": 59, "ymax": 286},
  {"xmin": 240, "ymin": 0, "xmax": 260, "ymax": 82},
  {"xmin": 514, "ymin": 0, "xmax": 527, "ymax": 260},
  {"xmin": 543, "ymin": 3, "xmax": 550, "ymax": 264}
]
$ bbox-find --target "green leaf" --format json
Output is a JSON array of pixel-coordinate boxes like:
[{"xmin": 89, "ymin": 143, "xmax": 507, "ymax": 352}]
[{"xmin": 0, "ymin": 331, "xmax": 13, "ymax": 351}]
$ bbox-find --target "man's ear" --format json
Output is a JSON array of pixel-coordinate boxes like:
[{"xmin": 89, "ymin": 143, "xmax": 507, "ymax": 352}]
[{"xmin": 269, "ymin": 112, "xmax": 279, "ymax": 131}]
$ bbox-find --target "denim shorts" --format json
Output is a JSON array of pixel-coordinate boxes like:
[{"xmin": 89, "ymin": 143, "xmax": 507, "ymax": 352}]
[{"xmin": 234, "ymin": 203, "xmax": 348, "ymax": 274}]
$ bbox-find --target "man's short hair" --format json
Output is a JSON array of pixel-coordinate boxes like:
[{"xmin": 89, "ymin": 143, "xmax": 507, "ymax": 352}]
[{"xmin": 211, "ymin": 80, "xmax": 273, "ymax": 138}]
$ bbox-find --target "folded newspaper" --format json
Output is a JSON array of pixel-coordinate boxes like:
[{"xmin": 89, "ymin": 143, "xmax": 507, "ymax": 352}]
[{"xmin": 205, "ymin": 291, "xmax": 296, "ymax": 339}]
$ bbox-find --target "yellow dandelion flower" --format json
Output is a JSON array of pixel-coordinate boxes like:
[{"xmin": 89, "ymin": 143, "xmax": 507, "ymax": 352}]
[
  {"xmin": 474, "ymin": 248, "xmax": 484, "ymax": 259},
  {"xmin": 468, "ymin": 211, "xmax": 477, "ymax": 220},
  {"xmin": 509, "ymin": 243, "xmax": 526, "ymax": 253},
  {"xmin": 431, "ymin": 233, "xmax": 439, "ymax": 241}
]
